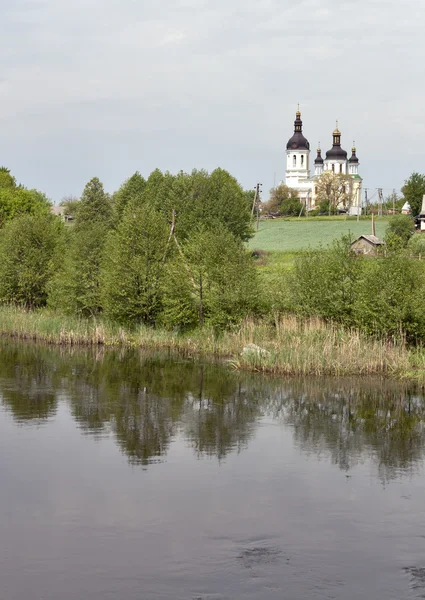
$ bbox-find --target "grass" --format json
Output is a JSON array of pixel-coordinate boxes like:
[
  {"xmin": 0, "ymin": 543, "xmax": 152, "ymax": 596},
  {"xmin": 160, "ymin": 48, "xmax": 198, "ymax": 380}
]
[
  {"xmin": 0, "ymin": 305, "xmax": 424, "ymax": 381},
  {"xmin": 248, "ymin": 216, "xmax": 389, "ymax": 252}
]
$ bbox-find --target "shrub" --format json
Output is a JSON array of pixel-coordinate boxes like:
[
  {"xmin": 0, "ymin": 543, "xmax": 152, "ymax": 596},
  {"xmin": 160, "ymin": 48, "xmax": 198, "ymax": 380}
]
[{"xmin": 0, "ymin": 214, "xmax": 63, "ymax": 308}]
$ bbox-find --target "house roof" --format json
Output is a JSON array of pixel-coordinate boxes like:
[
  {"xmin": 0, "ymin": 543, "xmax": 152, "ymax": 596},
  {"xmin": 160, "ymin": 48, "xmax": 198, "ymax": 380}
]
[
  {"xmin": 50, "ymin": 205, "xmax": 66, "ymax": 216},
  {"xmin": 351, "ymin": 235, "xmax": 384, "ymax": 246},
  {"xmin": 401, "ymin": 201, "xmax": 411, "ymax": 211}
]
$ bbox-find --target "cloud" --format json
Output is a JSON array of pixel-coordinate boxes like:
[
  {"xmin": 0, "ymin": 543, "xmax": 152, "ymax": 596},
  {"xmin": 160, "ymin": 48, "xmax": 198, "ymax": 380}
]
[{"xmin": 0, "ymin": 0, "xmax": 423, "ymax": 199}]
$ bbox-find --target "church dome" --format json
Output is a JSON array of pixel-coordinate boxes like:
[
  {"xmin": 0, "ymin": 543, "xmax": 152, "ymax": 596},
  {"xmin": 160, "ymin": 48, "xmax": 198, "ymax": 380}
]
[
  {"xmin": 349, "ymin": 145, "xmax": 359, "ymax": 164},
  {"xmin": 325, "ymin": 123, "xmax": 347, "ymax": 160},
  {"xmin": 286, "ymin": 110, "xmax": 310, "ymax": 150},
  {"xmin": 314, "ymin": 146, "xmax": 324, "ymax": 164}
]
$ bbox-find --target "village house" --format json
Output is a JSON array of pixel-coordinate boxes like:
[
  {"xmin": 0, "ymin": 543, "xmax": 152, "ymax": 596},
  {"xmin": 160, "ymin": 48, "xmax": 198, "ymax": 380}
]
[{"xmin": 351, "ymin": 234, "xmax": 385, "ymax": 256}]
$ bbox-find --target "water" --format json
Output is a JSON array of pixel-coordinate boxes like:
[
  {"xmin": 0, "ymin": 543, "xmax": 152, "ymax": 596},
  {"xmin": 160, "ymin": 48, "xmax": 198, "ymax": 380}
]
[{"xmin": 1, "ymin": 341, "xmax": 425, "ymax": 599}]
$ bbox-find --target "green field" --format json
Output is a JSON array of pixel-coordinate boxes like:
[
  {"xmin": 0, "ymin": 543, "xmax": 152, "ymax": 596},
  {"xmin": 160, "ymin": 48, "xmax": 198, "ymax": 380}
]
[{"xmin": 248, "ymin": 217, "xmax": 389, "ymax": 252}]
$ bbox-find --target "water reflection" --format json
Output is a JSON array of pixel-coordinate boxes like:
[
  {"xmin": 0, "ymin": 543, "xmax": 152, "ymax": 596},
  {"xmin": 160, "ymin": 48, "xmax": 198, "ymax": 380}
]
[{"xmin": 0, "ymin": 340, "xmax": 424, "ymax": 479}]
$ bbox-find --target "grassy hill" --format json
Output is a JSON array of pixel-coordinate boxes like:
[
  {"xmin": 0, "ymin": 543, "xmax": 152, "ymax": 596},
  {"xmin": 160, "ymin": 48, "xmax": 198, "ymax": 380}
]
[{"xmin": 248, "ymin": 217, "xmax": 389, "ymax": 252}]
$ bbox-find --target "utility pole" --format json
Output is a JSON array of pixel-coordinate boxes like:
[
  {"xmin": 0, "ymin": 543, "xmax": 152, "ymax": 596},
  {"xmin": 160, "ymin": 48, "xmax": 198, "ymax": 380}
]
[
  {"xmin": 256, "ymin": 183, "xmax": 262, "ymax": 230},
  {"xmin": 378, "ymin": 188, "xmax": 384, "ymax": 217},
  {"xmin": 251, "ymin": 183, "xmax": 262, "ymax": 230},
  {"xmin": 393, "ymin": 188, "xmax": 396, "ymax": 214},
  {"xmin": 364, "ymin": 188, "xmax": 368, "ymax": 216}
]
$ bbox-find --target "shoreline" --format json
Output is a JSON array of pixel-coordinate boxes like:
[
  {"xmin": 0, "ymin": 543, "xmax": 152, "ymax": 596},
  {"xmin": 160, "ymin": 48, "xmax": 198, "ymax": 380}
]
[{"xmin": 0, "ymin": 306, "xmax": 423, "ymax": 381}]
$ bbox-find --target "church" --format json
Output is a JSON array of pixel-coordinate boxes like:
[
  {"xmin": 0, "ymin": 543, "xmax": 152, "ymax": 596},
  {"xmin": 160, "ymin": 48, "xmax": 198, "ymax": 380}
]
[{"xmin": 284, "ymin": 108, "xmax": 362, "ymax": 211}]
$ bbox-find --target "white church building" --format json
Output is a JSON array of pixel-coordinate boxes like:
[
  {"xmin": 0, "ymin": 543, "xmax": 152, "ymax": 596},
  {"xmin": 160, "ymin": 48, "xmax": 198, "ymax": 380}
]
[{"xmin": 284, "ymin": 109, "xmax": 362, "ymax": 210}]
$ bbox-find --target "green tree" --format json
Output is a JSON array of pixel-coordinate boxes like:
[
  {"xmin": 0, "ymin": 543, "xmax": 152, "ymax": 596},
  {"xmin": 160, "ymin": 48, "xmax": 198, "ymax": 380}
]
[
  {"xmin": 142, "ymin": 168, "xmax": 253, "ymax": 242},
  {"xmin": 407, "ymin": 233, "xmax": 425, "ymax": 256},
  {"xmin": 113, "ymin": 171, "xmax": 146, "ymax": 222},
  {"xmin": 401, "ymin": 172, "xmax": 425, "ymax": 216},
  {"xmin": 0, "ymin": 214, "xmax": 63, "ymax": 308},
  {"xmin": 101, "ymin": 205, "xmax": 169, "ymax": 325},
  {"xmin": 161, "ymin": 226, "xmax": 259, "ymax": 330},
  {"xmin": 48, "ymin": 222, "xmax": 107, "ymax": 316},
  {"xmin": 352, "ymin": 253, "xmax": 423, "ymax": 338},
  {"xmin": 263, "ymin": 184, "xmax": 299, "ymax": 215},
  {"xmin": 49, "ymin": 177, "xmax": 112, "ymax": 317},
  {"xmin": 76, "ymin": 177, "xmax": 112, "ymax": 228},
  {"xmin": 59, "ymin": 195, "xmax": 80, "ymax": 219},
  {"xmin": 384, "ymin": 214, "xmax": 415, "ymax": 249},
  {"xmin": 0, "ymin": 167, "xmax": 17, "ymax": 189},
  {"xmin": 292, "ymin": 235, "xmax": 360, "ymax": 324}
]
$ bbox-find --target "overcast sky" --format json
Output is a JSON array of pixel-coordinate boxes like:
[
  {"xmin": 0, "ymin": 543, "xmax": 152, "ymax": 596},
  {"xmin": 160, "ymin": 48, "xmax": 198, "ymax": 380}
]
[{"xmin": 0, "ymin": 0, "xmax": 424, "ymax": 203}]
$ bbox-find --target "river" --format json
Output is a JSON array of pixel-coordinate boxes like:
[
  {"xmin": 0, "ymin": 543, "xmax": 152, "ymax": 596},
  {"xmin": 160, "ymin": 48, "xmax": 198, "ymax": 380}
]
[{"xmin": 0, "ymin": 340, "xmax": 425, "ymax": 599}]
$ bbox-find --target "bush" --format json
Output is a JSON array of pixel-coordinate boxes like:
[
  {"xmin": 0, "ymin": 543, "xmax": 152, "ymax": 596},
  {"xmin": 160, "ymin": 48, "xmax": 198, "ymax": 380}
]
[
  {"xmin": 385, "ymin": 214, "xmax": 415, "ymax": 248},
  {"xmin": 0, "ymin": 214, "xmax": 63, "ymax": 308},
  {"xmin": 291, "ymin": 235, "xmax": 360, "ymax": 324},
  {"xmin": 407, "ymin": 233, "xmax": 425, "ymax": 256}
]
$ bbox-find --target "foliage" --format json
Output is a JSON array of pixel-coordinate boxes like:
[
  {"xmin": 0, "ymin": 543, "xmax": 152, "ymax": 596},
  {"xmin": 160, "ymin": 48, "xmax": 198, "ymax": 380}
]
[
  {"xmin": 263, "ymin": 184, "xmax": 299, "ymax": 215},
  {"xmin": 48, "ymin": 222, "xmax": 108, "ymax": 317},
  {"xmin": 384, "ymin": 214, "xmax": 415, "ymax": 248},
  {"xmin": 401, "ymin": 172, "xmax": 425, "ymax": 216},
  {"xmin": 48, "ymin": 177, "xmax": 113, "ymax": 317},
  {"xmin": 76, "ymin": 177, "xmax": 112, "ymax": 228},
  {"xmin": 291, "ymin": 235, "xmax": 360, "ymax": 324},
  {"xmin": 113, "ymin": 171, "xmax": 146, "ymax": 222},
  {"xmin": 161, "ymin": 226, "xmax": 259, "ymax": 330},
  {"xmin": 59, "ymin": 195, "xmax": 80, "ymax": 219},
  {"xmin": 137, "ymin": 168, "xmax": 253, "ymax": 242},
  {"xmin": 315, "ymin": 171, "xmax": 353, "ymax": 213},
  {"xmin": 0, "ymin": 167, "xmax": 17, "ymax": 189},
  {"xmin": 407, "ymin": 234, "xmax": 425, "ymax": 256},
  {"xmin": 101, "ymin": 205, "xmax": 169, "ymax": 325},
  {"xmin": 352, "ymin": 254, "xmax": 422, "ymax": 339},
  {"xmin": 0, "ymin": 214, "xmax": 63, "ymax": 308}
]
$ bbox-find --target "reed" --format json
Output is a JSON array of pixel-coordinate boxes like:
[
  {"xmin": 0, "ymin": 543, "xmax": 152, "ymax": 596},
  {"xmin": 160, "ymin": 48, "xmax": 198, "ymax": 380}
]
[{"xmin": 0, "ymin": 306, "xmax": 423, "ymax": 380}]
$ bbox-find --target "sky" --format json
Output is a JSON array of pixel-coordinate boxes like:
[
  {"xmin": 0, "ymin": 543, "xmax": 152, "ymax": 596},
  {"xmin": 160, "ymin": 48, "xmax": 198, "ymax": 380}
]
[{"xmin": 0, "ymin": 0, "xmax": 424, "ymax": 203}]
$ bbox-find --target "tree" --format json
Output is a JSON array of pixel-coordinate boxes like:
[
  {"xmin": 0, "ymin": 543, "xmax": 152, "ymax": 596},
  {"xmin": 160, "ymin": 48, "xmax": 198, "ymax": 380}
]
[
  {"xmin": 315, "ymin": 172, "xmax": 353, "ymax": 214},
  {"xmin": 384, "ymin": 214, "xmax": 415, "ymax": 249},
  {"xmin": 0, "ymin": 214, "xmax": 63, "ymax": 308},
  {"xmin": 48, "ymin": 222, "xmax": 107, "ymax": 316},
  {"xmin": 161, "ymin": 226, "xmax": 259, "ymax": 330},
  {"xmin": 141, "ymin": 168, "xmax": 253, "ymax": 242},
  {"xmin": 113, "ymin": 171, "xmax": 146, "ymax": 222},
  {"xmin": 0, "ymin": 167, "xmax": 16, "ymax": 189},
  {"xmin": 401, "ymin": 172, "xmax": 425, "ymax": 216},
  {"xmin": 76, "ymin": 177, "xmax": 112, "ymax": 228},
  {"xmin": 48, "ymin": 177, "xmax": 113, "ymax": 317},
  {"xmin": 60, "ymin": 195, "xmax": 80, "ymax": 219},
  {"xmin": 263, "ymin": 184, "xmax": 299, "ymax": 215},
  {"xmin": 101, "ymin": 205, "xmax": 169, "ymax": 325}
]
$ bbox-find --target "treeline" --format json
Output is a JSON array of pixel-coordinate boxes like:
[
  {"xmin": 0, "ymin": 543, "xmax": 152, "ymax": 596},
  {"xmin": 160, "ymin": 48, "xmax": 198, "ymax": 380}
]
[{"xmin": 0, "ymin": 168, "xmax": 260, "ymax": 330}]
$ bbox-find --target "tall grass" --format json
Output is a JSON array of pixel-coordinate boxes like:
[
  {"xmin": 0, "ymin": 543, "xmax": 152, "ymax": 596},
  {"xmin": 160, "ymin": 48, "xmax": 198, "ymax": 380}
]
[{"xmin": 0, "ymin": 306, "xmax": 423, "ymax": 380}]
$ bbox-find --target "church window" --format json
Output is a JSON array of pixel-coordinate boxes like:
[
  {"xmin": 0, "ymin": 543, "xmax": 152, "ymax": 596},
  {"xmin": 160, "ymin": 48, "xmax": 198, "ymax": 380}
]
[
  {"xmin": 332, "ymin": 164, "xmax": 335, "ymax": 172},
  {"xmin": 293, "ymin": 155, "xmax": 296, "ymax": 167},
  {"xmin": 301, "ymin": 155, "xmax": 304, "ymax": 166},
  {"xmin": 339, "ymin": 164, "xmax": 343, "ymax": 173}
]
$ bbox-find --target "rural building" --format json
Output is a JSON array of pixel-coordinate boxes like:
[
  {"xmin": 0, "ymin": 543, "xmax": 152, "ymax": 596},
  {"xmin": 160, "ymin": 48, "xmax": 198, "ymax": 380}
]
[
  {"xmin": 417, "ymin": 195, "xmax": 425, "ymax": 231},
  {"xmin": 351, "ymin": 235, "xmax": 384, "ymax": 256},
  {"xmin": 401, "ymin": 201, "xmax": 411, "ymax": 214},
  {"xmin": 284, "ymin": 108, "xmax": 363, "ymax": 211},
  {"xmin": 50, "ymin": 205, "xmax": 73, "ymax": 222}
]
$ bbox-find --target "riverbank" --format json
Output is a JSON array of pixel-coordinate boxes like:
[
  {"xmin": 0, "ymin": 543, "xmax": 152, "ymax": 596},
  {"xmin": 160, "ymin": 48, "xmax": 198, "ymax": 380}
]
[{"xmin": 0, "ymin": 306, "xmax": 424, "ymax": 380}]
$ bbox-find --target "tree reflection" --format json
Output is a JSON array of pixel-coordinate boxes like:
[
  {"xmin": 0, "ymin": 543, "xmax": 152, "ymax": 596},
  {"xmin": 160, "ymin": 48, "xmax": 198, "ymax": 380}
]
[{"xmin": 1, "ymin": 341, "xmax": 425, "ymax": 479}]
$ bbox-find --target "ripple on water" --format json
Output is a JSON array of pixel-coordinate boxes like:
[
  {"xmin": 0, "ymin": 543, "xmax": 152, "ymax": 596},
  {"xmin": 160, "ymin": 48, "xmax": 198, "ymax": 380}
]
[{"xmin": 404, "ymin": 566, "xmax": 425, "ymax": 598}]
